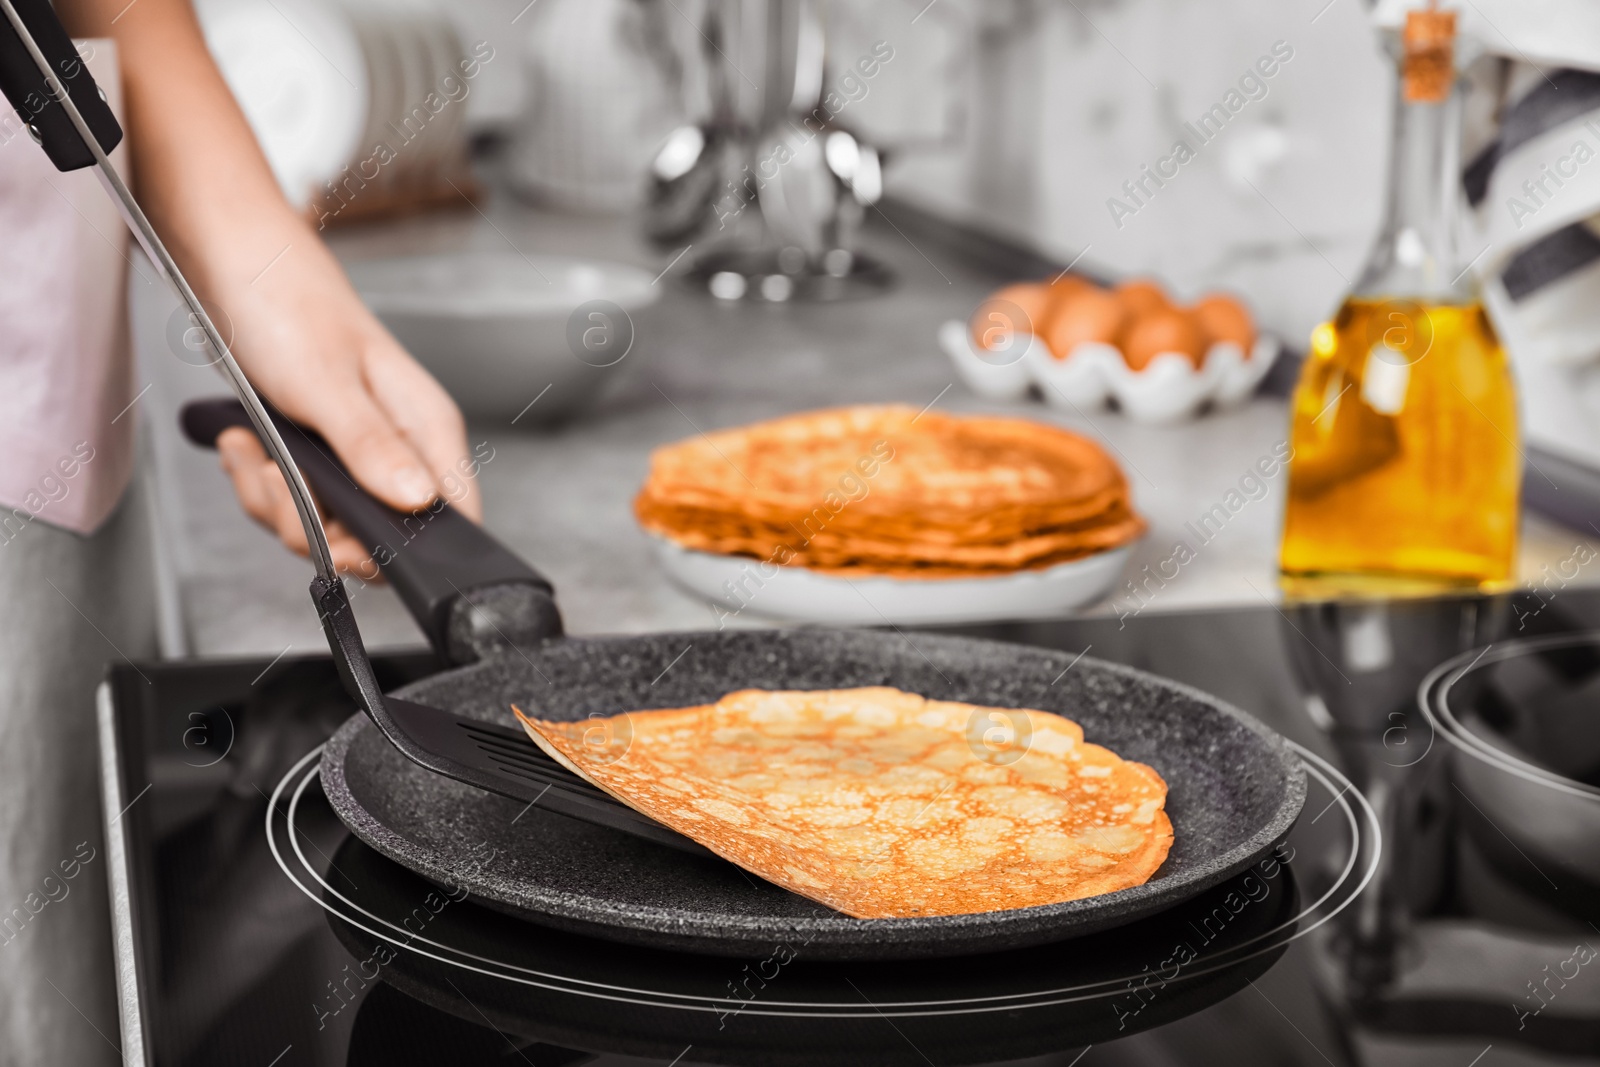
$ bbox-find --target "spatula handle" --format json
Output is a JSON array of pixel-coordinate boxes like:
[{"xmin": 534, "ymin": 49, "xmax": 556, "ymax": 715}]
[
  {"xmin": 0, "ymin": 0, "xmax": 122, "ymax": 171},
  {"xmin": 182, "ymin": 397, "xmax": 563, "ymax": 661}
]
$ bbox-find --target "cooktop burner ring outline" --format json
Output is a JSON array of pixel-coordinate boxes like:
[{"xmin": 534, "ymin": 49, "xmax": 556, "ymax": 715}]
[
  {"xmin": 266, "ymin": 739, "xmax": 1379, "ymax": 1015},
  {"xmin": 274, "ymin": 744, "xmax": 1370, "ymax": 1012}
]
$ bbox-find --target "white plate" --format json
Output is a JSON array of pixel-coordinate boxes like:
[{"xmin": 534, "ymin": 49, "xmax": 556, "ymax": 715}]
[
  {"xmin": 652, "ymin": 538, "xmax": 1134, "ymax": 626},
  {"xmin": 384, "ymin": 2, "xmax": 430, "ymax": 173},
  {"xmin": 418, "ymin": 4, "xmax": 467, "ymax": 177},
  {"xmin": 342, "ymin": 0, "xmax": 403, "ymax": 192},
  {"xmin": 197, "ymin": 0, "xmax": 367, "ymax": 207}
]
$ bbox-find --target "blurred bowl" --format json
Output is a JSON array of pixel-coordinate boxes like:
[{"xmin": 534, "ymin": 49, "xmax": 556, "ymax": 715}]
[{"xmin": 347, "ymin": 250, "xmax": 659, "ymax": 424}]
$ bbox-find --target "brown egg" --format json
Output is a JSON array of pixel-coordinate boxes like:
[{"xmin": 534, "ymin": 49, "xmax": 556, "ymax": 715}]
[
  {"xmin": 1122, "ymin": 309, "xmax": 1205, "ymax": 370},
  {"xmin": 1044, "ymin": 286, "xmax": 1127, "ymax": 359},
  {"xmin": 1190, "ymin": 292, "xmax": 1256, "ymax": 355},
  {"xmin": 1047, "ymin": 272, "xmax": 1093, "ymax": 303},
  {"xmin": 1114, "ymin": 278, "xmax": 1171, "ymax": 319},
  {"xmin": 970, "ymin": 282, "xmax": 1056, "ymax": 350}
]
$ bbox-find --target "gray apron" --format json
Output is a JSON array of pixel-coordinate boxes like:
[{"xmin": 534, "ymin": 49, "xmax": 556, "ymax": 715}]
[{"xmin": 0, "ymin": 469, "xmax": 155, "ymax": 1066}]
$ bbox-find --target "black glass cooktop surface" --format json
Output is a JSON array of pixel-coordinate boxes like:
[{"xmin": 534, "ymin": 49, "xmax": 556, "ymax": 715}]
[{"xmin": 99, "ymin": 587, "xmax": 1600, "ymax": 1066}]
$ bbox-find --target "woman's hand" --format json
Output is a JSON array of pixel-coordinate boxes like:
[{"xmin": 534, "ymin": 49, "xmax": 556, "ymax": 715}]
[
  {"xmin": 65, "ymin": 0, "xmax": 479, "ymax": 575},
  {"xmin": 210, "ymin": 245, "xmax": 481, "ymax": 575}
]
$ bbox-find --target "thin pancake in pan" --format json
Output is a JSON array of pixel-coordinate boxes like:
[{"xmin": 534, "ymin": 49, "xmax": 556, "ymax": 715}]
[{"xmin": 516, "ymin": 686, "xmax": 1173, "ymax": 919}]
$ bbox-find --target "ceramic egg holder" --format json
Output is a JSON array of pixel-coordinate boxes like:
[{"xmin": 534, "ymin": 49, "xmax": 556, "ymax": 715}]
[{"xmin": 938, "ymin": 320, "xmax": 1280, "ymax": 424}]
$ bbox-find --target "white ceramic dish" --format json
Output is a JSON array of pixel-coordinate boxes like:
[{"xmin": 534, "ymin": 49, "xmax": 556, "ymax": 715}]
[
  {"xmin": 386, "ymin": 4, "xmax": 430, "ymax": 172},
  {"xmin": 419, "ymin": 6, "xmax": 467, "ymax": 176},
  {"xmin": 346, "ymin": 251, "xmax": 660, "ymax": 423},
  {"xmin": 196, "ymin": 0, "xmax": 368, "ymax": 207},
  {"xmin": 342, "ymin": 0, "xmax": 402, "ymax": 192},
  {"xmin": 939, "ymin": 319, "xmax": 1281, "ymax": 423},
  {"xmin": 652, "ymin": 537, "xmax": 1133, "ymax": 626},
  {"xmin": 937, "ymin": 319, "xmax": 1036, "ymax": 401}
]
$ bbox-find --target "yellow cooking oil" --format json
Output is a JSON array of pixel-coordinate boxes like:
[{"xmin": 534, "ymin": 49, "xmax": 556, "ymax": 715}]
[{"xmin": 1279, "ymin": 296, "xmax": 1519, "ymax": 597}]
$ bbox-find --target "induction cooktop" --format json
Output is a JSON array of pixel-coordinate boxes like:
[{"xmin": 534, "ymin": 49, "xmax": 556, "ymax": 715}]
[{"xmin": 97, "ymin": 589, "xmax": 1600, "ymax": 1066}]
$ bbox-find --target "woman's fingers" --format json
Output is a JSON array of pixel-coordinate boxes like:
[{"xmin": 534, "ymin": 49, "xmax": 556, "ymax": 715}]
[
  {"xmin": 215, "ymin": 426, "xmax": 382, "ymax": 579},
  {"xmin": 217, "ymin": 427, "xmax": 279, "ymax": 528},
  {"xmin": 364, "ymin": 343, "xmax": 483, "ymax": 521},
  {"xmin": 325, "ymin": 517, "xmax": 380, "ymax": 579},
  {"xmin": 303, "ymin": 385, "xmax": 442, "ymax": 516}
]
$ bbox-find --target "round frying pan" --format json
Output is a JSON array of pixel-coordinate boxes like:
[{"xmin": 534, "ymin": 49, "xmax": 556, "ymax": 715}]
[{"xmin": 183, "ymin": 400, "xmax": 1305, "ymax": 959}]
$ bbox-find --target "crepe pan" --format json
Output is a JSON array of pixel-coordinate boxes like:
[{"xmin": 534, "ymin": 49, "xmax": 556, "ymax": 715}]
[{"xmin": 180, "ymin": 397, "xmax": 1304, "ymax": 960}]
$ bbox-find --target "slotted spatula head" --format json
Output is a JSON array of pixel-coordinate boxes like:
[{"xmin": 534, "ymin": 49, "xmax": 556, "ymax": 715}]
[{"xmin": 383, "ymin": 694, "xmax": 711, "ymax": 856}]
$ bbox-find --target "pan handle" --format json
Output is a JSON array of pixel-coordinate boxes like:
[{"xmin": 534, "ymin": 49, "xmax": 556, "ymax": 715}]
[{"xmin": 182, "ymin": 397, "xmax": 563, "ymax": 662}]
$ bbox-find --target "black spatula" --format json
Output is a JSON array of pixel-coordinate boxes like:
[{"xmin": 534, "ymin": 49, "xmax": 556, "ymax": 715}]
[
  {"xmin": 0, "ymin": 0, "xmax": 706, "ymax": 856},
  {"xmin": 179, "ymin": 402, "xmax": 712, "ymax": 858}
]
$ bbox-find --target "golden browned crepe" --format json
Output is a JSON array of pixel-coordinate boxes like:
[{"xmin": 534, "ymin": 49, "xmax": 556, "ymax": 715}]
[
  {"xmin": 633, "ymin": 405, "xmax": 1145, "ymax": 578},
  {"xmin": 515, "ymin": 687, "xmax": 1173, "ymax": 919}
]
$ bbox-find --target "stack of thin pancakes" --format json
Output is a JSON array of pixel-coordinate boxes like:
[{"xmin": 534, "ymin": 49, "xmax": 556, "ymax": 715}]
[{"xmin": 634, "ymin": 405, "xmax": 1145, "ymax": 578}]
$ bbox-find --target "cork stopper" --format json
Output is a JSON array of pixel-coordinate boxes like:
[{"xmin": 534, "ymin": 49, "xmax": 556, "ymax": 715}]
[{"xmin": 1403, "ymin": 4, "xmax": 1456, "ymax": 103}]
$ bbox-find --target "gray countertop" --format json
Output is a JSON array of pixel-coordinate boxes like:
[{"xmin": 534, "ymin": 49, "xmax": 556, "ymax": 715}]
[{"xmin": 131, "ymin": 194, "xmax": 1591, "ymax": 660}]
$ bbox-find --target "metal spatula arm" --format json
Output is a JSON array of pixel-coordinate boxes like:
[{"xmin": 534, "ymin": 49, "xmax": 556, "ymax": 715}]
[
  {"xmin": 0, "ymin": 5, "xmax": 711, "ymax": 854},
  {"xmin": 0, "ymin": 3, "xmax": 434, "ymax": 741},
  {"xmin": 0, "ymin": 0, "xmax": 337, "ymax": 582},
  {"xmin": 0, "ymin": 0, "xmax": 520, "ymax": 796}
]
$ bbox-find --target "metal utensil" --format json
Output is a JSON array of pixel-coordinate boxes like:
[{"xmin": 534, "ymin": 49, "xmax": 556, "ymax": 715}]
[
  {"xmin": 179, "ymin": 401, "xmax": 710, "ymax": 857},
  {"xmin": 644, "ymin": 122, "xmax": 724, "ymax": 245},
  {"xmin": 175, "ymin": 399, "xmax": 1310, "ymax": 957},
  {"xmin": 643, "ymin": 0, "xmax": 734, "ymax": 245},
  {"xmin": 0, "ymin": 0, "xmax": 708, "ymax": 856}
]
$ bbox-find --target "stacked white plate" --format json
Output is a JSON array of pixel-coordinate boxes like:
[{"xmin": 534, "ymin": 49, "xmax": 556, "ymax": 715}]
[
  {"xmin": 653, "ymin": 538, "xmax": 1134, "ymax": 626},
  {"xmin": 197, "ymin": 0, "xmax": 470, "ymax": 212}
]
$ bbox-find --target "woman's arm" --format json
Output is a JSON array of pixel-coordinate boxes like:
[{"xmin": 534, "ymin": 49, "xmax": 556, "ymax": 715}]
[{"xmin": 62, "ymin": 0, "xmax": 480, "ymax": 573}]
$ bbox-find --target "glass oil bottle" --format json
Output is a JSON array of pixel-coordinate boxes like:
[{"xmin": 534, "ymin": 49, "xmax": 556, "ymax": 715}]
[{"xmin": 1279, "ymin": 5, "xmax": 1520, "ymax": 597}]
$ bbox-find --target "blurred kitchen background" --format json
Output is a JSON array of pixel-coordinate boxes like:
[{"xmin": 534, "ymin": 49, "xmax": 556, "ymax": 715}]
[
  {"xmin": 124, "ymin": 0, "xmax": 1600, "ymax": 657},
  {"xmin": 197, "ymin": 0, "xmax": 1391, "ymax": 333}
]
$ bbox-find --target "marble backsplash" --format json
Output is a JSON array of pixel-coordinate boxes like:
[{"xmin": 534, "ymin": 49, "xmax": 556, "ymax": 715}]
[{"xmin": 872, "ymin": 0, "xmax": 1391, "ymax": 347}]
